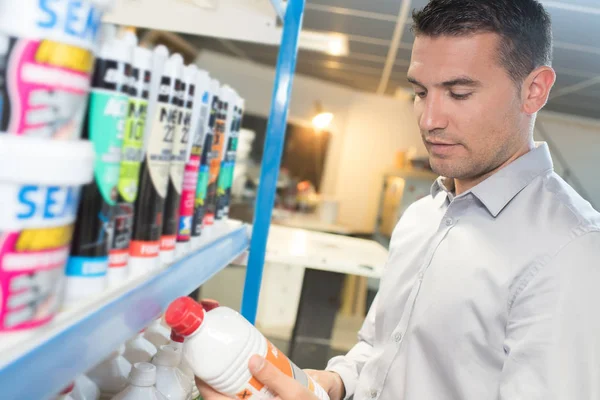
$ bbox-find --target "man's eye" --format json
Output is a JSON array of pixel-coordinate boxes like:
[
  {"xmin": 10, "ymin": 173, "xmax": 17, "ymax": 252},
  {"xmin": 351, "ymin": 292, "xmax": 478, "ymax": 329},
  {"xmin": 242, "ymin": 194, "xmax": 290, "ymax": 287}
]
[
  {"xmin": 415, "ymin": 92, "xmax": 427, "ymax": 99},
  {"xmin": 450, "ymin": 92, "xmax": 472, "ymax": 100}
]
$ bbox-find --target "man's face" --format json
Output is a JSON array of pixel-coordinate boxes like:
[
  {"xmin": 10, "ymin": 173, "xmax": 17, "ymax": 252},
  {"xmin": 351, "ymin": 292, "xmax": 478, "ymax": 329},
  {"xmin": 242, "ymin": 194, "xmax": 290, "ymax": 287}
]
[{"xmin": 408, "ymin": 33, "xmax": 528, "ymax": 180}]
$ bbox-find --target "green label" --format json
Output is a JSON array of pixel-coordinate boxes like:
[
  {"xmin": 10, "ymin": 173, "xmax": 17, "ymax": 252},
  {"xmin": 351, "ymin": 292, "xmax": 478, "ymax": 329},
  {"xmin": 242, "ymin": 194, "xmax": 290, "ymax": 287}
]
[
  {"xmin": 217, "ymin": 161, "xmax": 227, "ymax": 195},
  {"xmin": 195, "ymin": 166, "xmax": 209, "ymax": 206},
  {"xmin": 118, "ymin": 98, "xmax": 147, "ymax": 202},
  {"xmin": 88, "ymin": 90, "xmax": 128, "ymax": 205}
]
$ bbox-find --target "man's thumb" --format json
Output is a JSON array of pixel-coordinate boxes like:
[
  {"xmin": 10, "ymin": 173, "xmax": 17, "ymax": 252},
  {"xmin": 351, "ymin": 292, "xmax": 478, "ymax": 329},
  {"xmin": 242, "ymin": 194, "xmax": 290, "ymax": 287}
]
[{"xmin": 248, "ymin": 355, "xmax": 305, "ymax": 398}]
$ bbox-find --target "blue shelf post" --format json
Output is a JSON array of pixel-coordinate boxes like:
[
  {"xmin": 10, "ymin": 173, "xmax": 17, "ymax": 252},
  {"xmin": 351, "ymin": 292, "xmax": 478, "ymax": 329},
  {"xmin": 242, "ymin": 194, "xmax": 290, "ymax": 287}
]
[{"xmin": 241, "ymin": 0, "xmax": 306, "ymax": 324}]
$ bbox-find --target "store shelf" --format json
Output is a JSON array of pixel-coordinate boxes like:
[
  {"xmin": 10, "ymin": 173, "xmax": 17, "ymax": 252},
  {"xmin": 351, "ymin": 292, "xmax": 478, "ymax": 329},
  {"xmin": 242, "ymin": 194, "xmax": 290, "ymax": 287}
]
[
  {"xmin": 0, "ymin": 221, "xmax": 249, "ymax": 400},
  {"xmin": 270, "ymin": 0, "xmax": 286, "ymax": 19}
]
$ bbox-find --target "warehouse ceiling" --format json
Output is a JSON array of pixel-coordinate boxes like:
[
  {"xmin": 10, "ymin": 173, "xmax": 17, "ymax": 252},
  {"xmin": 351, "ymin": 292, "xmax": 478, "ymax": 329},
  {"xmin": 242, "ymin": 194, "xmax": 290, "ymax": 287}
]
[{"xmin": 180, "ymin": 0, "xmax": 600, "ymax": 120}]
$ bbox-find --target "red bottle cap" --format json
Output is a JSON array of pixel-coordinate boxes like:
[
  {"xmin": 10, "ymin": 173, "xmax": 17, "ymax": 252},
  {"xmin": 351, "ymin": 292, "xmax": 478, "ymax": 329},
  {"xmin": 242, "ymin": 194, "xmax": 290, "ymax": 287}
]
[
  {"xmin": 200, "ymin": 299, "xmax": 220, "ymax": 311},
  {"xmin": 170, "ymin": 330, "xmax": 185, "ymax": 343},
  {"xmin": 166, "ymin": 297, "xmax": 205, "ymax": 337}
]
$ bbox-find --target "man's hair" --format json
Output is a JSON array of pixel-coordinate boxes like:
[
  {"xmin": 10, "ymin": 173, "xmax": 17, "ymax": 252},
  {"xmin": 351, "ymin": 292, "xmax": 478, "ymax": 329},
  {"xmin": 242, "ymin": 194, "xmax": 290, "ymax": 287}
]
[{"xmin": 412, "ymin": 0, "xmax": 553, "ymax": 85}]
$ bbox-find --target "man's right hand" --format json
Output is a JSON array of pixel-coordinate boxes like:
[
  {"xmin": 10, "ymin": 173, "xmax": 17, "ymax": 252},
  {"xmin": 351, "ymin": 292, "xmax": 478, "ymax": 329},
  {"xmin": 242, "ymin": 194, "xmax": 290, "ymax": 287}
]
[{"xmin": 305, "ymin": 370, "xmax": 346, "ymax": 400}]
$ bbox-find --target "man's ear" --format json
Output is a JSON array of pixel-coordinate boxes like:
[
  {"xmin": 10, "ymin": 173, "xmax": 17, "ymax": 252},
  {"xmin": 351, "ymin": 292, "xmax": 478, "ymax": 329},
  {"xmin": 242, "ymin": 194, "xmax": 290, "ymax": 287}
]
[{"xmin": 522, "ymin": 66, "xmax": 556, "ymax": 115}]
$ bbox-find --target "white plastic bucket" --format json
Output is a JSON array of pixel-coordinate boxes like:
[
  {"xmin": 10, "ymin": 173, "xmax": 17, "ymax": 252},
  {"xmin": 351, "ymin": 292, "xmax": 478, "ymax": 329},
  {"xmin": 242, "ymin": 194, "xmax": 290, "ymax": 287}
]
[{"xmin": 0, "ymin": 135, "xmax": 93, "ymax": 332}]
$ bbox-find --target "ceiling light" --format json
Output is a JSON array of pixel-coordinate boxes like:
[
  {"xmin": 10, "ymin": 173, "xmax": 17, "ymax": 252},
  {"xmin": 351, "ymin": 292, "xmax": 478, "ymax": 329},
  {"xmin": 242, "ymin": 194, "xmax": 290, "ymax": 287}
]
[
  {"xmin": 312, "ymin": 112, "xmax": 334, "ymax": 131},
  {"xmin": 299, "ymin": 31, "xmax": 349, "ymax": 57}
]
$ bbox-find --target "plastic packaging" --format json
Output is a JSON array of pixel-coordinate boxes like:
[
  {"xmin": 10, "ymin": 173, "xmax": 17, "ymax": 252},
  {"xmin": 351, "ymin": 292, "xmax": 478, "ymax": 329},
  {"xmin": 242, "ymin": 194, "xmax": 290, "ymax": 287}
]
[
  {"xmin": 160, "ymin": 61, "xmax": 191, "ymax": 266},
  {"xmin": 111, "ymin": 362, "xmax": 168, "ymax": 400},
  {"xmin": 124, "ymin": 331, "xmax": 157, "ymax": 365},
  {"xmin": 0, "ymin": 136, "xmax": 93, "ymax": 332},
  {"xmin": 201, "ymin": 85, "xmax": 228, "ymax": 233},
  {"xmin": 169, "ymin": 331, "xmax": 197, "ymax": 399},
  {"xmin": 128, "ymin": 47, "xmax": 177, "ymax": 277},
  {"xmin": 216, "ymin": 95, "xmax": 245, "ymax": 221},
  {"xmin": 108, "ymin": 39, "xmax": 152, "ymax": 285},
  {"xmin": 215, "ymin": 87, "xmax": 240, "ymax": 222},
  {"xmin": 65, "ymin": 31, "xmax": 133, "ymax": 305},
  {"xmin": 143, "ymin": 319, "xmax": 171, "ymax": 348},
  {"xmin": 153, "ymin": 345, "xmax": 192, "ymax": 400},
  {"xmin": 88, "ymin": 345, "xmax": 132, "ymax": 400},
  {"xmin": 0, "ymin": 0, "xmax": 114, "ymax": 139},
  {"xmin": 189, "ymin": 79, "xmax": 218, "ymax": 249},
  {"xmin": 73, "ymin": 374, "xmax": 101, "ymax": 400},
  {"xmin": 175, "ymin": 69, "xmax": 210, "ymax": 259},
  {"xmin": 166, "ymin": 297, "xmax": 330, "ymax": 400}
]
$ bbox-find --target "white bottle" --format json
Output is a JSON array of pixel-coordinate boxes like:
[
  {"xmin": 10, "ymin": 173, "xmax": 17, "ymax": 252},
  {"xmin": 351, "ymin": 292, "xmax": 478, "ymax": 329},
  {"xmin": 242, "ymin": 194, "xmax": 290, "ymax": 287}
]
[
  {"xmin": 56, "ymin": 383, "xmax": 76, "ymax": 400},
  {"xmin": 111, "ymin": 362, "xmax": 168, "ymax": 400},
  {"xmin": 153, "ymin": 345, "xmax": 192, "ymax": 400},
  {"xmin": 144, "ymin": 319, "xmax": 172, "ymax": 348},
  {"xmin": 165, "ymin": 297, "xmax": 330, "ymax": 400},
  {"xmin": 88, "ymin": 345, "xmax": 133, "ymax": 400},
  {"xmin": 73, "ymin": 375, "xmax": 101, "ymax": 400},
  {"xmin": 169, "ymin": 331, "xmax": 197, "ymax": 400},
  {"xmin": 124, "ymin": 332, "xmax": 157, "ymax": 364}
]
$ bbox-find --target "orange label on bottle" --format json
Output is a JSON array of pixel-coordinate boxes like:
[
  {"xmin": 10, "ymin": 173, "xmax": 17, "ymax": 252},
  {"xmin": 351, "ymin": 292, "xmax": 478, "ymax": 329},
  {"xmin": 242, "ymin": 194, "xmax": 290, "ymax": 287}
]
[
  {"xmin": 160, "ymin": 235, "xmax": 177, "ymax": 251},
  {"xmin": 129, "ymin": 240, "xmax": 160, "ymax": 258}
]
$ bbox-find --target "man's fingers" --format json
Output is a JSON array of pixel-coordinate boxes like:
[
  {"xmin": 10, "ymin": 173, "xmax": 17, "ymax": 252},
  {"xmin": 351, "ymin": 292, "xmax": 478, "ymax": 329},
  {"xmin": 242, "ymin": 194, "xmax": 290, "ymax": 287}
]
[{"xmin": 248, "ymin": 355, "xmax": 310, "ymax": 399}]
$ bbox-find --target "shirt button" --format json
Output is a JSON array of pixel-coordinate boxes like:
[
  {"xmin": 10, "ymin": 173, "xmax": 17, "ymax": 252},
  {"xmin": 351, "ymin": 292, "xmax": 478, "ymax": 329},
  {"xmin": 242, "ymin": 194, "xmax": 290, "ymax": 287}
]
[
  {"xmin": 445, "ymin": 217, "xmax": 454, "ymax": 226},
  {"xmin": 394, "ymin": 332, "xmax": 403, "ymax": 343}
]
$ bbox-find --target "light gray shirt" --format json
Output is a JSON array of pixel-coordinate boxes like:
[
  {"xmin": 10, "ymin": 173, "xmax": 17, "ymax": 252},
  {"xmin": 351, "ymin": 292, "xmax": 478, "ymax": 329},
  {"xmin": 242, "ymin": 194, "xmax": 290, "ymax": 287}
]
[{"xmin": 327, "ymin": 143, "xmax": 600, "ymax": 400}]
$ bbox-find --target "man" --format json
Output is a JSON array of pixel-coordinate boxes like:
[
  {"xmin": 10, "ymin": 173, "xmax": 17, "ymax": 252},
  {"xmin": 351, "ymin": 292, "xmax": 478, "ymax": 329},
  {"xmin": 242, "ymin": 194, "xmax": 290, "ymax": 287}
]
[{"xmin": 200, "ymin": 0, "xmax": 600, "ymax": 399}]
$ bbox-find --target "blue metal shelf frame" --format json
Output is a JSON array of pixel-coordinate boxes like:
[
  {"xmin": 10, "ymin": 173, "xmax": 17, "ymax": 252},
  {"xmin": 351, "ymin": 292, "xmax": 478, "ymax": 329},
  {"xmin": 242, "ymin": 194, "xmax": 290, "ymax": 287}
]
[
  {"xmin": 241, "ymin": 0, "xmax": 306, "ymax": 324},
  {"xmin": 0, "ymin": 226, "xmax": 248, "ymax": 400}
]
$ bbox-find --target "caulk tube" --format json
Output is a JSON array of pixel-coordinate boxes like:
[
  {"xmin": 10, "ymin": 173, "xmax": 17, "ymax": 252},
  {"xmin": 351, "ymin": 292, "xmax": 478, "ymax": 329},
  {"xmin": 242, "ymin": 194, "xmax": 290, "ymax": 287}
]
[
  {"xmin": 159, "ymin": 59, "xmax": 188, "ymax": 266},
  {"xmin": 223, "ymin": 96, "xmax": 245, "ymax": 219},
  {"xmin": 176, "ymin": 69, "xmax": 210, "ymax": 258},
  {"xmin": 108, "ymin": 36, "xmax": 152, "ymax": 285},
  {"xmin": 201, "ymin": 84, "xmax": 228, "ymax": 236},
  {"xmin": 190, "ymin": 78, "xmax": 217, "ymax": 249},
  {"xmin": 214, "ymin": 86, "xmax": 238, "ymax": 224},
  {"xmin": 190, "ymin": 78, "xmax": 220, "ymax": 248},
  {"xmin": 64, "ymin": 30, "xmax": 132, "ymax": 306},
  {"xmin": 129, "ymin": 46, "xmax": 177, "ymax": 277}
]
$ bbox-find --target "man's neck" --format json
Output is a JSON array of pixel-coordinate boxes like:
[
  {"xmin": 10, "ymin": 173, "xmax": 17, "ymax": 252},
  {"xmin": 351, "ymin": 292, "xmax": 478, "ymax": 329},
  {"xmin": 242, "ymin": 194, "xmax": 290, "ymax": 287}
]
[{"xmin": 454, "ymin": 141, "xmax": 535, "ymax": 196}]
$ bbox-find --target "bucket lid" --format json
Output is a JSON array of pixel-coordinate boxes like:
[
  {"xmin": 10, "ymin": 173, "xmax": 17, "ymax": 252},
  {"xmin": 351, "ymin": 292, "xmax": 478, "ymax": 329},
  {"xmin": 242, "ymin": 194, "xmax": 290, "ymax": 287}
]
[
  {"xmin": 153, "ymin": 345, "xmax": 181, "ymax": 368},
  {"xmin": 0, "ymin": 136, "xmax": 94, "ymax": 186},
  {"xmin": 129, "ymin": 362, "xmax": 157, "ymax": 387},
  {"xmin": 166, "ymin": 297, "xmax": 205, "ymax": 337}
]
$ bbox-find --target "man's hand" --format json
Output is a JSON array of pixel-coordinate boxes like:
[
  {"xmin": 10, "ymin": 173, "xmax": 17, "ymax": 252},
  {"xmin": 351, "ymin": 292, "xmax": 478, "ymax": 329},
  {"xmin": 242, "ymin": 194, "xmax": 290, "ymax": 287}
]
[
  {"xmin": 305, "ymin": 370, "xmax": 345, "ymax": 400},
  {"xmin": 197, "ymin": 355, "xmax": 320, "ymax": 400}
]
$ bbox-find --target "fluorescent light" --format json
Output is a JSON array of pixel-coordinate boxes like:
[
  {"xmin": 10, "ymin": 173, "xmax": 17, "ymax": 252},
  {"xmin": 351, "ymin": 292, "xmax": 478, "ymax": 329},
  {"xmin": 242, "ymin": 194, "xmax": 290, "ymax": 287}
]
[
  {"xmin": 312, "ymin": 112, "xmax": 334, "ymax": 131},
  {"xmin": 299, "ymin": 31, "xmax": 349, "ymax": 57}
]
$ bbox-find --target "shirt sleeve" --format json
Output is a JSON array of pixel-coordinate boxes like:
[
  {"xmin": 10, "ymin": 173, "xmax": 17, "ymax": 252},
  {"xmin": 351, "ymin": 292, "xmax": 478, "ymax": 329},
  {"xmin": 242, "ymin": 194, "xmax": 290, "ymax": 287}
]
[
  {"xmin": 326, "ymin": 292, "xmax": 378, "ymax": 399},
  {"xmin": 499, "ymin": 230, "xmax": 600, "ymax": 400}
]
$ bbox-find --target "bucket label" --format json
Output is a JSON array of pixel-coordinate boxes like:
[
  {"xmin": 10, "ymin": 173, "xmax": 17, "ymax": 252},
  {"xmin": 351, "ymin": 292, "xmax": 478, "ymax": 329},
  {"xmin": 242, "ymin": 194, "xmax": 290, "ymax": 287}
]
[
  {"xmin": 65, "ymin": 255, "xmax": 108, "ymax": 277},
  {"xmin": 0, "ymin": 0, "xmax": 104, "ymax": 50},
  {"xmin": 147, "ymin": 76, "xmax": 176, "ymax": 199},
  {"xmin": 0, "ymin": 35, "xmax": 92, "ymax": 139}
]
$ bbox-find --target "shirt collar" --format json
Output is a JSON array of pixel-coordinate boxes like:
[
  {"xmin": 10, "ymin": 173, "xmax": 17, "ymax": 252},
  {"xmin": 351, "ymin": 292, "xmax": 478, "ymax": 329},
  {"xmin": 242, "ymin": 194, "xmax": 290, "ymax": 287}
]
[{"xmin": 430, "ymin": 142, "xmax": 554, "ymax": 217}]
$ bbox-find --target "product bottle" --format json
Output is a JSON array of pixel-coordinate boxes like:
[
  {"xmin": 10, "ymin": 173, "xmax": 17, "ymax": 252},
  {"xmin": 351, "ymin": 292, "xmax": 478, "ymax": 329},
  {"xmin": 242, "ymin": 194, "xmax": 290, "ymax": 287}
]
[
  {"xmin": 88, "ymin": 345, "xmax": 132, "ymax": 400},
  {"xmin": 111, "ymin": 362, "xmax": 168, "ymax": 400},
  {"xmin": 108, "ymin": 37, "xmax": 153, "ymax": 285},
  {"xmin": 73, "ymin": 374, "xmax": 101, "ymax": 400},
  {"xmin": 169, "ymin": 331, "xmax": 198, "ymax": 400},
  {"xmin": 175, "ymin": 69, "xmax": 211, "ymax": 258},
  {"xmin": 221, "ymin": 96, "xmax": 245, "ymax": 221},
  {"xmin": 128, "ymin": 47, "xmax": 178, "ymax": 277},
  {"xmin": 166, "ymin": 297, "xmax": 330, "ymax": 400},
  {"xmin": 160, "ymin": 64, "xmax": 194, "ymax": 265},
  {"xmin": 153, "ymin": 345, "xmax": 192, "ymax": 400},
  {"xmin": 214, "ymin": 86, "xmax": 237, "ymax": 224},
  {"xmin": 65, "ymin": 28, "xmax": 133, "ymax": 305},
  {"xmin": 144, "ymin": 319, "xmax": 171, "ymax": 348},
  {"xmin": 190, "ymin": 79, "xmax": 220, "ymax": 245},
  {"xmin": 124, "ymin": 331, "xmax": 157, "ymax": 364}
]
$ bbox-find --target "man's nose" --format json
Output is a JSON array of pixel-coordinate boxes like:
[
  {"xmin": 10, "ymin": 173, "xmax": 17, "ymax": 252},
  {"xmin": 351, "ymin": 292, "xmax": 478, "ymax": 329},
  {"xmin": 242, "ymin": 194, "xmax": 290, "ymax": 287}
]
[{"xmin": 419, "ymin": 92, "xmax": 448, "ymax": 132}]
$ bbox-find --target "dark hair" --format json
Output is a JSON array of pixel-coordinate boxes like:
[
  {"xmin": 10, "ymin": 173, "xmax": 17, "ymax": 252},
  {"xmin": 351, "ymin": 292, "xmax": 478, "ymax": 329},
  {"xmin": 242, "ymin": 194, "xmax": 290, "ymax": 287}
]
[{"xmin": 412, "ymin": 0, "xmax": 553, "ymax": 85}]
